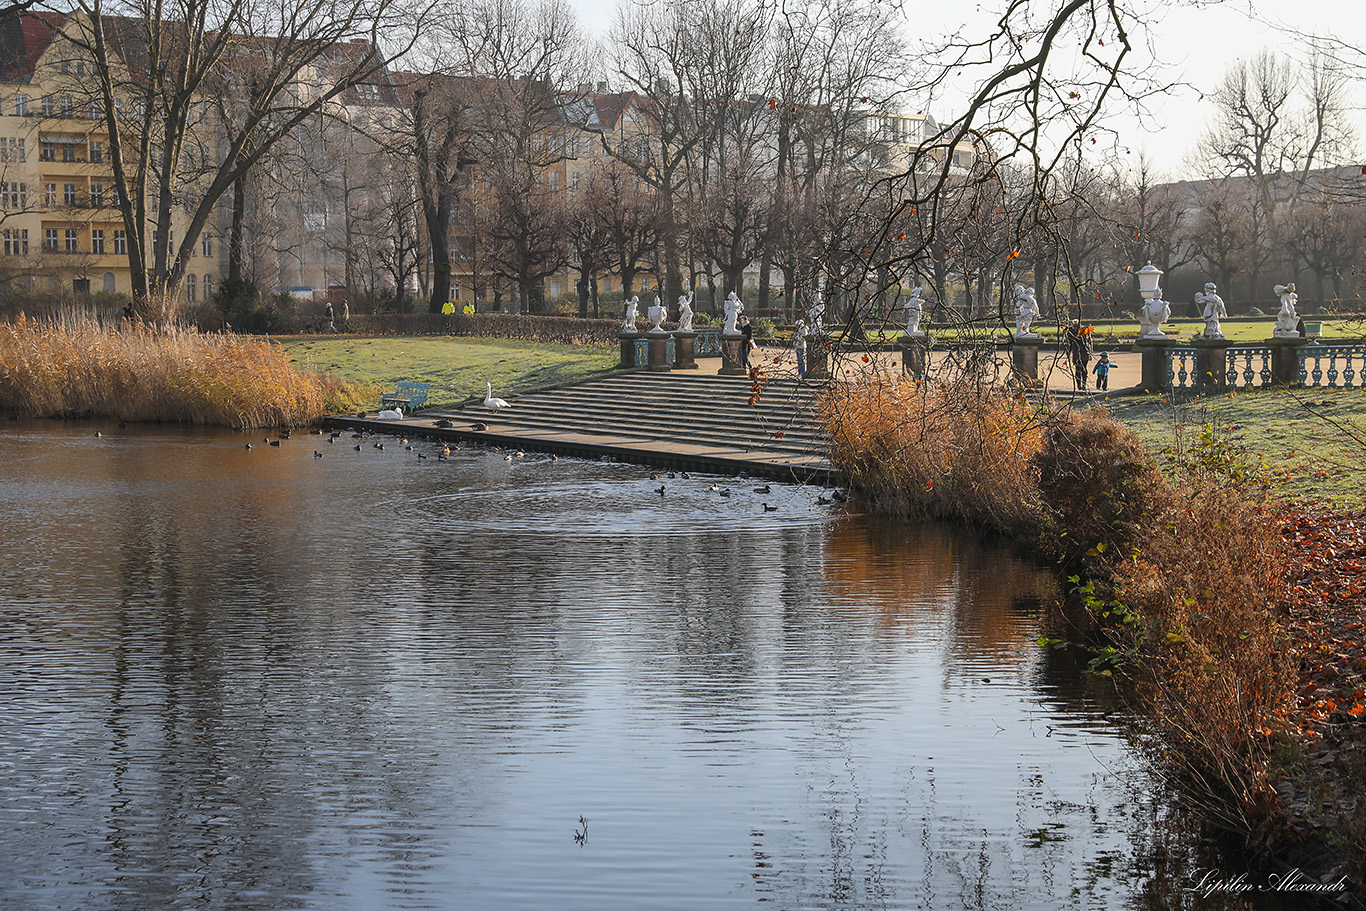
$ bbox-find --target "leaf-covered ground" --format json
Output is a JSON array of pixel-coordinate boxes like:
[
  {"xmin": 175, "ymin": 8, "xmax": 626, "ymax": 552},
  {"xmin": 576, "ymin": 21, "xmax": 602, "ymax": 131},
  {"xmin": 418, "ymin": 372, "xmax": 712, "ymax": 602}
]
[{"xmin": 1275, "ymin": 505, "xmax": 1366, "ymax": 876}]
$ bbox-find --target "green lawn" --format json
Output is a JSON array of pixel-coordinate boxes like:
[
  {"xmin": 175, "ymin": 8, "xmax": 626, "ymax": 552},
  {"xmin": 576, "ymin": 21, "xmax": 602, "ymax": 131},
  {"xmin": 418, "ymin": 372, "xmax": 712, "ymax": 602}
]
[
  {"xmin": 269, "ymin": 335, "xmax": 618, "ymax": 407},
  {"xmin": 1100, "ymin": 388, "xmax": 1366, "ymax": 509}
]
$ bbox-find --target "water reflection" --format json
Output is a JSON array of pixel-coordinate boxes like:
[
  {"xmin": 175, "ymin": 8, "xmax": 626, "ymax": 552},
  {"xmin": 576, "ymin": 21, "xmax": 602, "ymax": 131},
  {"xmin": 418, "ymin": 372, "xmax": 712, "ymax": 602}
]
[{"xmin": 0, "ymin": 421, "xmax": 1276, "ymax": 909}]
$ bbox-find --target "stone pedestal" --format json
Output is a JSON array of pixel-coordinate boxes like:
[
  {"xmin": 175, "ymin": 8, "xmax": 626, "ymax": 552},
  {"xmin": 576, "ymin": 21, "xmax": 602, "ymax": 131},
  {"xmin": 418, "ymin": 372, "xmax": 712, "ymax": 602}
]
[
  {"xmin": 672, "ymin": 331, "xmax": 698, "ymax": 369},
  {"xmin": 1267, "ymin": 337, "xmax": 1309, "ymax": 386},
  {"xmin": 1191, "ymin": 338, "xmax": 1230, "ymax": 390},
  {"xmin": 618, "ymin": 331, "xmax": 642, "ymax": 368},
  {"xmin": 646, "ymin": 333, "xmax": 672, "ymax": 371},
  {"xmin": 720, "ymin": 333, "xmax": 748, "ymax": 375},
  {"xmin": 1136, "ymin": 336, "xmax": 1180, "ymax": 392},
  {"xmin": 1010, "ymin": 335, "xmax": 1042, "ymax": 383},
  {"xmin": 805, "ymin": 335, "xmax": 830, "ymax": 379},
  {"xmin": 899, "ymin": 333, "xmax": 929, "ymax": 378}
]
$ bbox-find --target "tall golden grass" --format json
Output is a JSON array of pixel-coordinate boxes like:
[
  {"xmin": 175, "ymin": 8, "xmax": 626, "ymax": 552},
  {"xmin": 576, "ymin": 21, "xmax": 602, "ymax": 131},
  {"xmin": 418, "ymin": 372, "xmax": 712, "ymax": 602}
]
[
  {"xmin": 0, "ymin": 316, "xmax": 361, "ymax": 427},
  {"xmin": 819, "ymin": 376, "xmax": 1046, "ymax": 532},
  {"xmin": 820, "ymin": 373, "xmax": 1295, "ymax": 841}
]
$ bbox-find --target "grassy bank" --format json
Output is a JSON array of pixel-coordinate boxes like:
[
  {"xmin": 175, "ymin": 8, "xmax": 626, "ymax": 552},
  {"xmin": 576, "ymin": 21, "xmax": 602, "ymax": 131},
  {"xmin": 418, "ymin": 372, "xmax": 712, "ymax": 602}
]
[
  {"xmin": 1103, "ymin": 388, "xmax": 1366, "ymax": 509},
  {"xmin": 270, "ymin": 335, "xmax": 618, "ymax": 407},
  {"xmin": 819, "ymin": 373, "xmax": 1361, "ymax": 885},
  {"xmin": 0, "ymin": 318, "xmax": 363, "ymax": 427}
]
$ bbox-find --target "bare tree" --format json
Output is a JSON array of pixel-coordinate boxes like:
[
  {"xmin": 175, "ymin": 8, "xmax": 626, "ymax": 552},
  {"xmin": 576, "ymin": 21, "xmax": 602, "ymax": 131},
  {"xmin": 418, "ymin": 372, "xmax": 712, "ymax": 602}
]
[{"xmin": 60, "ymin": 0, "xmax": 428, "ymax": 316}]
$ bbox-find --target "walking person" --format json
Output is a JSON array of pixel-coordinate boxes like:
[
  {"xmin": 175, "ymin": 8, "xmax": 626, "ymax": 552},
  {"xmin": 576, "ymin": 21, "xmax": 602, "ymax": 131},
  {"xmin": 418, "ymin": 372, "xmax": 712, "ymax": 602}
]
[
  {"xmin": 793, "ymin": 318, "xmax": 808, "ymax": 378},
  {"xmin": 1065, "ymin": 321, "xmax": 1092, "ymax": 390},
  {"xmin": 323, "ymin": 301, "xmax": 336, "ymax": 333},
  {"xmin": 1092, "ymin": 351, "xmax": 1112, "ymax": 391},
  {"xmin": 740, "ymin": 316, "xmax": 754, "ymax": 369}
]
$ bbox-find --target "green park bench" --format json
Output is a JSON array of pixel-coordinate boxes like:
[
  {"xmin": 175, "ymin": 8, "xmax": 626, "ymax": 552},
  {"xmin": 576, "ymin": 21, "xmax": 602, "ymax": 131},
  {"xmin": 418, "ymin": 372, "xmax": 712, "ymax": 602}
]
[{"xmin": 380, "ymin": 381, "xmax": 430, "ymax": 412}]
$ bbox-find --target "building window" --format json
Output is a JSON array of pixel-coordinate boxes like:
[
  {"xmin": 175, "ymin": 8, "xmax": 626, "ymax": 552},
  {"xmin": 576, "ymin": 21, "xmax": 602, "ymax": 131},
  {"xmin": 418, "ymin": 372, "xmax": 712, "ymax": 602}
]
[
  {"xmin": 91, "ymin": 229, "xmax": 104, "ymax": 254},
  {"xmin": 62, "ymin": 143, "xmax": 75, "ymax": 162},
  {"xmin": 89, "ymin": 100, "xmax": 102, "ymax": 120},
  {"xmin": 548, "ymin": 171, "xmax": 558, "ymax": 191},
  {"xmin": 14, "ymin": 95, "xmax": 26, "ymax": 117},
  {"xmin": 60, "ymin": 60, "xmax": 69, "ymax": 74},
  {"xmin": 44, "ymin": 228, "xmax": 58, "ymax": 251},
  {"xmin": 39, "ymin": 140, "xmax": 55, "ymax": 161},
  {"xmin": 203, "ymin": 274, "xmax": 214, "ymax": 298},
  {"xmin": 187, "ymin": 274, "xmax": 196, "ymax": 301},
  {"xmin": 63, "ymin": 183, "xmax": 77, "ymax": 205},
  {"xmin": 64, "ymin": 228, "xmax": 78, "ymax": 253},
  {"xmin": 202, "ymin": 234, "xmax": 213, "ymax": 257},
  {"xmin": 90, "ymin": 184, "xmax": 104, "ymax": 206},
  {"xmin": 41, "ymin": 96, "xmax": 53, "ymax": 117},
  {"xmin": 88, "ymin": 141, "xmax": 102, "ymax": 163},
  {"xmin": 113, "ymin": 230, "xmax": 126, "ymax": 255},
  {"xmin": 1, "ymin": 181, "xmax": 26, "ymax": 208},
  {"xmin": 571, "ymin": 171, "xmax": 580, "ymax": 190},
  {"xmin": 4, "ymin": 228, "xmax": 28, "ymax": 255},
  {"xmin": 60, "ymin": 96, "xmax": 73, "ymax": 117},
  {"xmin": 45, "ymin": 183, "xmax": 57, "ymax": 206}
]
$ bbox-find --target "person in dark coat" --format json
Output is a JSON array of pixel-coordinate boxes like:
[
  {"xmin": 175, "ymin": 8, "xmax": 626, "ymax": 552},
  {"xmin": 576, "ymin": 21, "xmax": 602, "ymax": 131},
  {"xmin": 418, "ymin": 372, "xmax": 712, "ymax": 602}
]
[
  {"xmin": 740, "ymin": 317, "xmax": 754, "ymax": 369},
  {"xmin": 1065, "ymin": 321, "xmax": 1092, "ymax": 390}
]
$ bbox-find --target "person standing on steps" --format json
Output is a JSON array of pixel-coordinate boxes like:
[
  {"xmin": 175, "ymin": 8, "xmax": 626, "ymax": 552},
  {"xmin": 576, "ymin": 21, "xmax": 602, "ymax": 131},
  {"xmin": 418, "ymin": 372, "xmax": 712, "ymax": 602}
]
[
  {"xmin": 793, "ymin": 318, "xmax": 809, "ymax": 378},
  {"xmin": 740, "ymin": 316, "xmax": 754, "ymax": 369}
]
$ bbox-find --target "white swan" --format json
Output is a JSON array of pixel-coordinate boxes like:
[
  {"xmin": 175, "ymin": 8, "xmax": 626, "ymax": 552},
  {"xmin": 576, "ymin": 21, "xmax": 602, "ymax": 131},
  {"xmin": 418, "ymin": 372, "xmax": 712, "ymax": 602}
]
[
  {"xmin": 484, "ymin": 382, "xmax": 511, "ymax": 410},
  {"xmin": 376, "ymin": 406, "xmax": 403, "ymax": 420}
]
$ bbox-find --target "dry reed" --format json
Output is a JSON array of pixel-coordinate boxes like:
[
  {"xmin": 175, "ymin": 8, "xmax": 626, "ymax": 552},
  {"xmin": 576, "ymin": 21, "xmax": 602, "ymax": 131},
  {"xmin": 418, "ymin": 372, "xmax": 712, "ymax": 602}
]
[
  {"xmin": 0, "ymin": 316, "xmax": 356, "ymax": 427},
  {"xmin": 819, "ymin": 375, "xmax": 1046, "ymax": 533}
]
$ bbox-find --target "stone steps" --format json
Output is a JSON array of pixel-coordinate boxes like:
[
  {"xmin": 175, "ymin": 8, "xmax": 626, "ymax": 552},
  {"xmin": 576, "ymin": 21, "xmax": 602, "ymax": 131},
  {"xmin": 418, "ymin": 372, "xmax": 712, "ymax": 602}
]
[{"xmin": 329, "ymin": 370, "xmax": 836, "ymax": 481}]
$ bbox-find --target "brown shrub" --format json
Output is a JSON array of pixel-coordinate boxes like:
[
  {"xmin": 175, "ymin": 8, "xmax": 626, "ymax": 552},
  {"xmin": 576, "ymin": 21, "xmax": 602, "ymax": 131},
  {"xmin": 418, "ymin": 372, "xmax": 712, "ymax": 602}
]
[{"xmin": 1032, "ymin": 407, "xmax": 1174, "ymax": 571}]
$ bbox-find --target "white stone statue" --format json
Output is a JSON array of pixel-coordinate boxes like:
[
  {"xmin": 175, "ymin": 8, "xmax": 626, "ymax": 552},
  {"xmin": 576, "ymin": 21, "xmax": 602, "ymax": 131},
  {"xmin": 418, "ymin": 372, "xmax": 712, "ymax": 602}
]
[
  {"xmin": 1273, "ymin": 283, "xmax": 1301, "ymax": 338},
  {"xmin": 1013, "ymin": 284, "xmax": 1041, "ymax": 338},
  {"xmin": 1138, "ymin": 293, "xmax": 1171, "ymax": 340},
  {"xmin": 902, "ymin": 285, "xmax": 925, "ymax": 337},
  {"xmin": 722, "ymin": 291, "xmax": 744, "ymax": 335},
  {"xmin": 1194, "ymin": 282, "xmax": 1227, "ymax": 340},
  {"xmin": 676, "ymin": 292, "xmax": 694, "ymax": 332},
  {"xmin": 646, "ymin": 295, "xmax": 667, "ymax": 334},
  {"xmin": 807, "ymin": 288, "xmax": 825, "ymax": 335},
  {"xmin": 622, "ymin": 295, "xmax": 639, "ymax": 333}
]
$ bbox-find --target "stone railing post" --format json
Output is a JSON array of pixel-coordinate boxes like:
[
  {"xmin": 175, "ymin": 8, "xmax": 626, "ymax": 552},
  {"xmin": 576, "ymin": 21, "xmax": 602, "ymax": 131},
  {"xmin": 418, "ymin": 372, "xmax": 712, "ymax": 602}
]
[
  {"xmin": 900, "ymin": 333, "xmax": 930, "ymax": 379},
  {"xmin": 1191, "ymin": 338, "xmax": 1230, "ymax": 391},
  {"xmin": 672, "ymin": 330, "xmax": 698, "ymax": 369},
  {"xmin": 1268, "ymin": 337, "xmax": 1309, "ymax": 386},
  {"xmin": 720, "ymin": 332, "xmax": 748, "ymax": 375},
  {"xmin": 1136, "ymin": 337, "xmax": 1179, "ymax": 392},
  {"xmin": 618, "ymin": 330, "xmax": 642, "ymax": 368},
  {"xmin": 1010, "ymin": 335, "xmax": 1042, "ymax": 385},
  {"xmin": 646, "ymin": 330, "xmax": 672, "ymax": 371}
]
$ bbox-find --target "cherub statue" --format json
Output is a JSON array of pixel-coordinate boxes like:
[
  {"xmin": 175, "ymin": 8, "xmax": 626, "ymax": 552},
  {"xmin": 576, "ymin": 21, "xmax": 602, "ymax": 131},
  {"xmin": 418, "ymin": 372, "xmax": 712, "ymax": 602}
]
[
  {"xmin": 1013, "ymin": 284, "xmax": 1040, "ymax": 337},
  {"xmin": 677, "ymin": 292, "xmax": 694, "ymax": 332},
  {"xmin": 1273, "ymin": 283, "xmax": 1300, "ymax": 337},
  {"xmin": 903, "ymin": 285, "xmax": 925, "ymax": 337},
  {"xmin": 723, "ymin": 291, "xmax": 744, "ymax": 334},
  {"xmin": 646, "ymin": 295, "xmax": 667, "ymax": 333},
  {"xmin": 622, "ymin": 295, "xmax": 639, "ymax": 333},
  {"xmin": 807, "ymin": 288, "xmax": 825, "ymax": 335},
  {"xmin": 1194, "ymin": 282, "xmax": 1227, "ymax": 339}
]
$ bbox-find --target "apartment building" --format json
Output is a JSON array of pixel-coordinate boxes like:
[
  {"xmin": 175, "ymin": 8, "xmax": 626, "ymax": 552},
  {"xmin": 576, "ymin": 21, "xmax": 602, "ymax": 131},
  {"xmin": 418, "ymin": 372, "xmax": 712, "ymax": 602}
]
[{"xmin": 0, "ymin": 12, "xmax": 224, "ymax": 301}]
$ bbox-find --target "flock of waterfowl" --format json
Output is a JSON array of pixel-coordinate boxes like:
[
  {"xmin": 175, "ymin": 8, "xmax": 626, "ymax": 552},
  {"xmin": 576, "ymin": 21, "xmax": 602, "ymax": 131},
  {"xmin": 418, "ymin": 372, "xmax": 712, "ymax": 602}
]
[{"xmin": 229, "ymin": 421, "xmax": 846, "ymax": 512}]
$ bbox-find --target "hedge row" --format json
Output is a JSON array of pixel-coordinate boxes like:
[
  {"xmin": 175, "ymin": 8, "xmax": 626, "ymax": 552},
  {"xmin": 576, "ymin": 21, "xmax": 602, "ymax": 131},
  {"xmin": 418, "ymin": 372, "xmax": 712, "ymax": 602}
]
[{"xmin": 343, "ymin": 312, "xmax": 624, "ymax": 346}]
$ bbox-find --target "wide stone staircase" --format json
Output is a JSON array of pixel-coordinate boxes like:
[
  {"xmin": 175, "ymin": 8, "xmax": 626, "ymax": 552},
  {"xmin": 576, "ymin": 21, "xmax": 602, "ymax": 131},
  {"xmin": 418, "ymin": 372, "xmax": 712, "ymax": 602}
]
[{"xmin": 403, "ymin": 370, "xmax": 834, "ymax": 481}]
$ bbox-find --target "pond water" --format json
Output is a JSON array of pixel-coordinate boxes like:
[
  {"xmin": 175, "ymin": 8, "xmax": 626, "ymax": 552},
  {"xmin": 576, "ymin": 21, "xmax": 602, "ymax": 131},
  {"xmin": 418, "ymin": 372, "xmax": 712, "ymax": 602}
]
[{"xmin": 0, "ymin": 421, "xmax": 1261, "ymax": 910}]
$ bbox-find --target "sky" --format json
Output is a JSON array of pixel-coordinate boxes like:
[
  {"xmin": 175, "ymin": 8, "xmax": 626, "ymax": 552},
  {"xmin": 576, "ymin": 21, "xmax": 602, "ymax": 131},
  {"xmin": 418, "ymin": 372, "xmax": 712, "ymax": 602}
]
[{"xmin": 561, "ymin": 0, "xmax": 1364, "ymax": 179}]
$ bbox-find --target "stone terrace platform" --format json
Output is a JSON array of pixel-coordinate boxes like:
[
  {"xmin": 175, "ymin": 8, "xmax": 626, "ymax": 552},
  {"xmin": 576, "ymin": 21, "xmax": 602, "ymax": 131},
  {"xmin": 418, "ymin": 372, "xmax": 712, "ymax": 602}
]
[{"xmin": 324, "ymin": 371, "xmax": 836, "ymax": 483}]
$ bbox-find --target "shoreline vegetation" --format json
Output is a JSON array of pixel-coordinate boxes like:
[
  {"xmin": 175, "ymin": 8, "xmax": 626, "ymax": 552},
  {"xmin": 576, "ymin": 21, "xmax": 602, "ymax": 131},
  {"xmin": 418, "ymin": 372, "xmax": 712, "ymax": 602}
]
[
  {"xmin": 819, "ymin": 373, "xmax": 1366, "ymax": 897},
  {"xmin": 5, "ymin": 320, "xmax": 1365, "ymax": 894}
]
